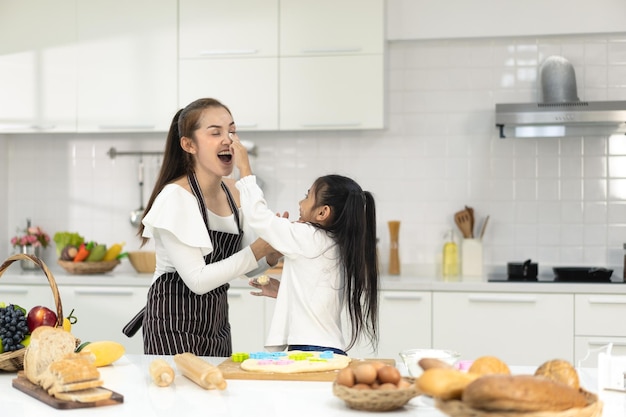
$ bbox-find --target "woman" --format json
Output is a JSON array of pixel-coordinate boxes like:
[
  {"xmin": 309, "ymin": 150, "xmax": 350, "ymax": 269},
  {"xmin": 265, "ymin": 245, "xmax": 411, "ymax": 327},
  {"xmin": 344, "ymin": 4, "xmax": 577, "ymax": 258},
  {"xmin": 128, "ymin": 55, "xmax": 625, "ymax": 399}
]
[{"xmin": 123, "ymin": 98, "xmax": 281, "ymax": 356}]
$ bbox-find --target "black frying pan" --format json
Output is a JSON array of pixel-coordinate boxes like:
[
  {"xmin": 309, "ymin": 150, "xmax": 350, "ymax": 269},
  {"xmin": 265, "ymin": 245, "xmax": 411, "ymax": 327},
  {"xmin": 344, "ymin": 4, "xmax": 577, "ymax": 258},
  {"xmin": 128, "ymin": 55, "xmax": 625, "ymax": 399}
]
[{"xmin": 553, "ymin": 267, "xmax": 613, "ymax": 283}]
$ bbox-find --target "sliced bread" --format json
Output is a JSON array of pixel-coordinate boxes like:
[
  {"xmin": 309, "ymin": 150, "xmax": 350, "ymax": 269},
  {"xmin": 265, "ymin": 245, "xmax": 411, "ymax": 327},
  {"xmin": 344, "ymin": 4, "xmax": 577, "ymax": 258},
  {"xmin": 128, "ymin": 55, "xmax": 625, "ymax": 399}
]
[{"xmin": 23, "ymin": 326, "xmax": 76, "ymax": 385}]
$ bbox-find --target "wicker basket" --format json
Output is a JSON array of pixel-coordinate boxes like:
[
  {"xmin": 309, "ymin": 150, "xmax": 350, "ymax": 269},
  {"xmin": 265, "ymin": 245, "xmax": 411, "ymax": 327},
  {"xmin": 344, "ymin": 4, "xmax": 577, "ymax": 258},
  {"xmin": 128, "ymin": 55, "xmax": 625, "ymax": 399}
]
[
  {"xmin": 332, "ymin": 380, "xmax": 420, "ymax": 411},
  {"xmin": 0, "ymin": 254, "xmax": 64, "ymax": 372},
  {"xmin": 57, "ymin": 259, "xmax": 120, "ymax": 275},
  {"xmin": 435, "ymin": 388, "xmax": 602, "ymax": 417}
]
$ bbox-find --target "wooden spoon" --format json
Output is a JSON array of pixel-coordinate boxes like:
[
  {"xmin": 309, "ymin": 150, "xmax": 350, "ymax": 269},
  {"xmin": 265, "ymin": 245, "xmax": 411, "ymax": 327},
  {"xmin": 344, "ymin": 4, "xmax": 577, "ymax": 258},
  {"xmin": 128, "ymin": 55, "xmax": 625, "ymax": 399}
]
[
  {"xmin": 454, "ymin": 209, "xmax": 473, "ymax": 239},
  {"xmin": 465, "ymin": 205, "xmax": 475, "ymax": 238}
]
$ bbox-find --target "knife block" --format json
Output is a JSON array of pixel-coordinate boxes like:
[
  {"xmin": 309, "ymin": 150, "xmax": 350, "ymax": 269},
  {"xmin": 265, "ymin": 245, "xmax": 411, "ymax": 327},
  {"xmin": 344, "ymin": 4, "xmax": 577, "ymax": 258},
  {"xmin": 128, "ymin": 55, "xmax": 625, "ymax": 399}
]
[{"xmin": 388, "ymin": 221, "xmax": 401, "ymax": 275}]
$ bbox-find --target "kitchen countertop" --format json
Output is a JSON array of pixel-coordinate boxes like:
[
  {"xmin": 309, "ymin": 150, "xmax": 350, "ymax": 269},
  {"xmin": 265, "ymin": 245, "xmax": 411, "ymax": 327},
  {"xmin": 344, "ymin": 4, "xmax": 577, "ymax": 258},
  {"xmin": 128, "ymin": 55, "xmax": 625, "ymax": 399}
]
[
  {"xmin": 1, "ymin": 355, "xmax": 624, "ymax": 417},
  {"xmin": 2, "ymin": 265, "xmax": 626, "ymax": 294}
]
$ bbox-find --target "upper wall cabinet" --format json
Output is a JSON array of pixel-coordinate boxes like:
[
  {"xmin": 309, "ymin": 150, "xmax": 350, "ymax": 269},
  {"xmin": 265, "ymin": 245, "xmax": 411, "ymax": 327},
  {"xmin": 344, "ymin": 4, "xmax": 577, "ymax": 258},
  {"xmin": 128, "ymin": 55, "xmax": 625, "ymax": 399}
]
[
  {"xmin": 178, "ymin": 0, "xmax": 279, "ymax": 131},
  {"xmin": 179, "ymin": 0, "xmax": 385, "ymax": 132},
  {"xmin": 386, "ymin": 0, "xmax": 626, "ymax": 40},
  {"xmin": 280, "ymin": 0, "xmax": 384, "ymax": 56},
  {"xmin": 76, "ymin": 0, "xmax": 178, "ymax": 132},
  {"xmin": 0, "ymin": 0, "xmax": 77, "ymax": 132}
]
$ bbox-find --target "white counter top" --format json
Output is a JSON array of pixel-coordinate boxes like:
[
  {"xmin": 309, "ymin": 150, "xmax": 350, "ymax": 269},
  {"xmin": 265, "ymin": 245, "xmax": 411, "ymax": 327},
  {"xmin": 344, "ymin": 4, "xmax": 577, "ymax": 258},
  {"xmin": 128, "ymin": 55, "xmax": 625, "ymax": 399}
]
[
  {"xmin": 2, "ymin": 265, "xmax": 626, "ymax": 294},
  {"xmin": 2, "ymin": 355, "xmax": 625, "ymax": 417}
]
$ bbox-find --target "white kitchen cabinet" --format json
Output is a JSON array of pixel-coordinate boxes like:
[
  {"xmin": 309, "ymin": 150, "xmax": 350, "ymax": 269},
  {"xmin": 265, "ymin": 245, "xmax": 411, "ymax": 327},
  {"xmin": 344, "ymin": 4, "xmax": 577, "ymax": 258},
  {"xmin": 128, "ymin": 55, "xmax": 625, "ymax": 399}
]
[
  {"xmin": 75, "ymin": 0, "xmax": 177, "ymax": 132},
  {"xmin": 574, "ymin": 294, "xmax": 626, "ymax": 366},
  {"xmin": 279, "ymin": 55, "xmax": 384, "ymax": 131},
  {"xmin": 386, "ymin": 0, "xmax": 626, "ymax": 40},
  {"xmin": 432, "ymin": 292, "xmax": 574, "ymax": 366},
  {"xmin": 228, "ymin": 287, "xmax": 267, "ymax": 352},
  {"xmin": 279, "ymin": 0, "xmax": 384, "ymax": 56},
  {"xmin": 178, "ymin": 0, "xmax": 278, "ymax": 59},
  {"xmin": 0, "ymin": 0, "xmax": 77, "ymax": 132},
  {"xmin": 62, "ymin": 286, "xmax": 149, "ymax": 354},
  {"xmin": 0, "ymin": 284, "xmax": 56, "ymax": 312},
  {"xmin": 347, "ymin": 290, "xmax": 431, "ymax": 360},
  {"xmin": 179, "ymin": 59, "xmax": 279, "ymax": 131}
]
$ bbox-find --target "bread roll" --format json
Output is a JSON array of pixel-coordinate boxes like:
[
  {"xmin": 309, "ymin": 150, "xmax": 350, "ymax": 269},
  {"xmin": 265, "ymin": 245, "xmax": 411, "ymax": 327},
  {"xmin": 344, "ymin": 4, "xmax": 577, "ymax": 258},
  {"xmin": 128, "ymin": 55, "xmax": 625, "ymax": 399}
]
[
  {"xmin": 462, "ymin": 374, "xmax": 588, "ymax": 412},
  {"xmin": 468, "ymin": 356, "xmax": 510, "ymax": 376},
  {"xmin": 534, "ymin": 359, "xmax": 580, "ymax": 390},
  {"xmin": 418, "ymin": 357, "xmax": 454, "ymax": 371},
  {"xmin": 416, "ymin": 368, "xmax": 478, "ymax": 400},
  {"xmin": 23, "ymin": 326, "xmax": 76, "ymax": 384}
]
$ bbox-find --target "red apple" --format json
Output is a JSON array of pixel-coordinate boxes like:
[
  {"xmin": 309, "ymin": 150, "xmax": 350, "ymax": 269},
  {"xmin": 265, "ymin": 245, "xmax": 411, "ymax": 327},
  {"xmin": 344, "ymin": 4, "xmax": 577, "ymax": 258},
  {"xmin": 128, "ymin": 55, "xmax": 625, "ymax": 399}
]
[{"xmin": 26, "ymin": 306, "xmax": 58, "ymax": 332}]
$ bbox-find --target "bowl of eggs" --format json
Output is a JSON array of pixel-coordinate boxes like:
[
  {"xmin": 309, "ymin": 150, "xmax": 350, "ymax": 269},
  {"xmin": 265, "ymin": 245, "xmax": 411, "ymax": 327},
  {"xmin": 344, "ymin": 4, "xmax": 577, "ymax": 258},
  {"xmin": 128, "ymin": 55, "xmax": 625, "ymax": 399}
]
[
  {"xmin": 399, "ymin": 349, "xmax": 460, "ymax": 378},
  {"xmin": 332, "ymin": 361, "xmax": 419, "ymax": 411}
]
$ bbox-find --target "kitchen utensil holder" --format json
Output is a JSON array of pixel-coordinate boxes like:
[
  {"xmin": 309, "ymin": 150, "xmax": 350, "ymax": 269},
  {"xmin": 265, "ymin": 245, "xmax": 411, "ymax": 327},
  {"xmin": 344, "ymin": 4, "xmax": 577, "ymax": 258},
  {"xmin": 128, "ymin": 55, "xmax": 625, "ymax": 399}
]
[
  {"xmin": 0, "ymin": 254, "xmax": 64, "ymax": 372},
  {"xmin": 461, "ymin": 239, "xmax": 483, "ymax": 280}
]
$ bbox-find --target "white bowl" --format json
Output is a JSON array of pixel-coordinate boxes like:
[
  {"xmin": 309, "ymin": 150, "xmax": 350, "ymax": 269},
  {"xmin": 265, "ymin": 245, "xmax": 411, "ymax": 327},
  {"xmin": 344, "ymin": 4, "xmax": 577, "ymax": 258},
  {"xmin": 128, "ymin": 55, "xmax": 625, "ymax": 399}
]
[{"xmin": 399, "ymin": 348, "xmax": 460, "ymax": 377}]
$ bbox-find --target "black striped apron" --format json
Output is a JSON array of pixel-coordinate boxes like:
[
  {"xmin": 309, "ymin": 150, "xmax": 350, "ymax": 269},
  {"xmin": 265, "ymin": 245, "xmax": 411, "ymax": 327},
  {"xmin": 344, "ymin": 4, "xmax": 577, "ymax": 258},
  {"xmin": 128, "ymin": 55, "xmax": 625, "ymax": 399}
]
[{"xmin": 124, "ymin": 173, "xmax": 243, "ymax": 356}]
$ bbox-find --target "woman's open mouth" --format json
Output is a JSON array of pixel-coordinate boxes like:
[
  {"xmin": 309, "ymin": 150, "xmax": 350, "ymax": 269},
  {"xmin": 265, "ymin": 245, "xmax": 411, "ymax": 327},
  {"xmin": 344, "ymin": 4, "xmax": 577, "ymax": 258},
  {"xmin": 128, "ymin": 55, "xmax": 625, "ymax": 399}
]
[{"xmin": 218, "ymin": 151, "xmax": 232, "ymax": 163}]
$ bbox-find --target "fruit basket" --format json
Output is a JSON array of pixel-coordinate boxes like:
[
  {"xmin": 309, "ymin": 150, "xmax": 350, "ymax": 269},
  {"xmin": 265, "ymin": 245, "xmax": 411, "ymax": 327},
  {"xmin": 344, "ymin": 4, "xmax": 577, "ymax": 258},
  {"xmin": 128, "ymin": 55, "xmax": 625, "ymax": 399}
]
[
  {"xmin": 57, "ymin": 259, "xmax": 120, "ymax": 275},
  {"xmin": 0, "ymin": 254, "xmax": 65, "ymax": 372},
  {"xmin": 332, "ymin": 380, "xmax": 420, "ymax": 412},
  {"xmin": 434, "ymin": 388, "xmax": 602, "ymax": 417}
]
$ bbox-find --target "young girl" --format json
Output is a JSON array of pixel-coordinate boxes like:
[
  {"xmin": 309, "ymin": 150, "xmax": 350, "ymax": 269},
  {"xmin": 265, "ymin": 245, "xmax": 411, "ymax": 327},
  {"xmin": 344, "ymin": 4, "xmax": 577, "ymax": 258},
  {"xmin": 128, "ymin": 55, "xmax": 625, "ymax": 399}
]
[{"xmin": 231, "ymin": 139, "xmax": 379, "ymax": 355}]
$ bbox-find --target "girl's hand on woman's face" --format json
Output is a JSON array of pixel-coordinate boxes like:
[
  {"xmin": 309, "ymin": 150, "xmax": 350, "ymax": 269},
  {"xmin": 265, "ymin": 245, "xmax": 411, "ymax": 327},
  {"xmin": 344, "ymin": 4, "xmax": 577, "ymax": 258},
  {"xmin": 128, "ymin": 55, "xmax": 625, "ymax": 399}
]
[{"xmin": 230, "ymin": 134, "xmax": 252, "ymax": 177}]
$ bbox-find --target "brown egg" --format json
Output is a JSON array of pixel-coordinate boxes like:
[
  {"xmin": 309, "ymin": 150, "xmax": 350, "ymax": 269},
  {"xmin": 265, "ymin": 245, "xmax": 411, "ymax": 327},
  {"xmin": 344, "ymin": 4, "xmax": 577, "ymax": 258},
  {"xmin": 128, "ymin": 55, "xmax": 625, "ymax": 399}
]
[
  {"xmin": 397, "ymin": 379, "xmax": 412, "ymax": 389},
  {"xmin": 335, "ymin": 367, "xmax": 355, "ymax": 387},
  {"xmin": 378, "ymin": 382, "xmax": 398, "ymax": 390},
  {"xmin": 369, "ymin": 361, "xmax": 386, "ymax": 371},
  {"xmin": 353, "ymin": 363, "xmax": 378, "ymax": 385},
  {"xmin": 352, "ymin": 383, "xmax": 372, "ymax": 390},
  {"xmin": 377, "ymin": 365, "xmax": 402, "ymax": 385}
]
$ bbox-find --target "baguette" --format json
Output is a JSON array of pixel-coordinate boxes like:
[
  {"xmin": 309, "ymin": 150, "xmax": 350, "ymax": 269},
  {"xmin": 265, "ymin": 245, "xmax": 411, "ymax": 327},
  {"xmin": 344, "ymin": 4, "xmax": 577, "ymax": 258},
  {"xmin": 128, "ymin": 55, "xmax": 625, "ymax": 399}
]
[{"xmin": 462, "ymin": 374, "xmax": 588, "ymax": 412}]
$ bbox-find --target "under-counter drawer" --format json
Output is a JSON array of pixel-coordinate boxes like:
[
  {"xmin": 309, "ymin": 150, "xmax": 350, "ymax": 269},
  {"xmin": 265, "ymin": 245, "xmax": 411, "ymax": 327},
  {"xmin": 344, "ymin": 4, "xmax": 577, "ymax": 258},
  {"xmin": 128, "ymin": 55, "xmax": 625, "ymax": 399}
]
[
  {"xmin": 575, "ymin": 294, "xmax": 626, "ymax": 337},
  {"xmin": 575, "ymin": 336, "xmax": 626, "ymax": 368}
]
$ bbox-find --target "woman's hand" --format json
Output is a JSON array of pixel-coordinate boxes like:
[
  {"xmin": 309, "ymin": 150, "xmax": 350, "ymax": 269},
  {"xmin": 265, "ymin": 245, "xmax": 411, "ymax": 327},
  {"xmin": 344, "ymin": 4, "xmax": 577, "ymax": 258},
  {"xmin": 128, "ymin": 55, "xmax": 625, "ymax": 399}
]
[
  {"xmin": 230, "ymin": 134, "xmax": 252, "ymax": 177},
  {"xmin": 249, "ymin": 276, "xmax": 280, "ymax": 298}
]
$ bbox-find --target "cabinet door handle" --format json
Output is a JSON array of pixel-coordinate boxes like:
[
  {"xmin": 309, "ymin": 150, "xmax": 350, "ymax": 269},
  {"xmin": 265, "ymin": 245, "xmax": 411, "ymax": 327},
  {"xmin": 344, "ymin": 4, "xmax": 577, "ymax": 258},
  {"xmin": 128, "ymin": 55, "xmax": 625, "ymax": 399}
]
[
  {"xmin": 1, "ymin": 289, "xmax": 28, "ymax": 295},
  {"xmin": 300, "ymin": 122, "xmax": 362, "ymax": 128},
  {"xmin": 228, "ymin": 292, "xmax": 243, "ymax": 298},
  {"xmin": 74, "ymin": 290, "xmax": 135, "ymax": 296},
  {"xmin": 588, "ymin": 340, "xmax": 626, "ymax": 347},
  {"xmin": 587, "ymin": 297, "xmax": 626, "ymax": 305},
  {"xmin": 301, "ymin": 48, "xmax": 362, "ymax": 54},
  {"xmin": 199, "ymin": 49, "xmax": 259, "ymax": 56},
  {"xmin": 468, "ymin": 295, "xmax": 537, "ymax": 304},
  {"xmin": 98, "ymin": 125, "xmax": 156, "ymax": 130},
  {"xmin": 383, "ymin": 293, "xmax": 424, "ymax": 301}
]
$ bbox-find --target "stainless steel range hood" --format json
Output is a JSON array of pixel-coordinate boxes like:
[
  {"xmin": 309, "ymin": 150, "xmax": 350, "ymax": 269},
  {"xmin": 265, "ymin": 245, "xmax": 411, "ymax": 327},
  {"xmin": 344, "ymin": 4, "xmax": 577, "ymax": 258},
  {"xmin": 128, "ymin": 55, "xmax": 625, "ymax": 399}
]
[{"xmin": 495, "ymin": 56, "xmax": 626, "ymax": 138}]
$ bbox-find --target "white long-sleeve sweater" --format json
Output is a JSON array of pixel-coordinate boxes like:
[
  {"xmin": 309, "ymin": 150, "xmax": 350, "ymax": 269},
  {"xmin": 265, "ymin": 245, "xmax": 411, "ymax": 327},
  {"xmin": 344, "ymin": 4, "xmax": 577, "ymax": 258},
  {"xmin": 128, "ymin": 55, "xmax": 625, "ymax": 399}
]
[{"xmin": 236, "ymin": 175, "xmax": 346, "ymax": 352}]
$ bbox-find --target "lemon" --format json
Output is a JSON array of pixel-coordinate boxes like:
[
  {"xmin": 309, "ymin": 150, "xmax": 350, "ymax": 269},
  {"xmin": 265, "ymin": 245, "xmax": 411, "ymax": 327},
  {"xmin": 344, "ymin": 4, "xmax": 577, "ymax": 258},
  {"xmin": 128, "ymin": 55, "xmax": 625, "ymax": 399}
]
[
  {"xmin": 62, "ymin": 317, "xmax": 71, "ymax": 332},
  {"xmin": 79, "ymin": 341, "xmax": 125, "ymax": 367}
]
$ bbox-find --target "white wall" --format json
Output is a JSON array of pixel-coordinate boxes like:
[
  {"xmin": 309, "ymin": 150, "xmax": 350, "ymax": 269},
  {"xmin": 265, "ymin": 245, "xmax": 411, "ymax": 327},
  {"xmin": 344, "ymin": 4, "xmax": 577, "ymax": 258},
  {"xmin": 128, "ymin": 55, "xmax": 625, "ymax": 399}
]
[{"xmin": 3, "ymin": 32, "xmax": 626, "ymax": 280}]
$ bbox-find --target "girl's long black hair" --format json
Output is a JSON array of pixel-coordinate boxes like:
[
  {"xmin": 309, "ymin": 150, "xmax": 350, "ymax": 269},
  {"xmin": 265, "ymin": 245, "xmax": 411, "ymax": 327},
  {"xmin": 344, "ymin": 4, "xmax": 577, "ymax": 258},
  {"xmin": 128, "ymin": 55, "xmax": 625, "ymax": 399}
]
[{"xmin": 312, "ymin": 175, "xmax": 379, "ymax": 352}]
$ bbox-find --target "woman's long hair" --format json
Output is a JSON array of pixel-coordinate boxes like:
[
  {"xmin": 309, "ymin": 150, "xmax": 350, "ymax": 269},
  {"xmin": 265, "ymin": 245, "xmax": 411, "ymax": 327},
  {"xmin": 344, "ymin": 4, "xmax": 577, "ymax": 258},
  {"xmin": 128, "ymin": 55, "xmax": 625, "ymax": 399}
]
[
  {"xmin": 138, "ymin": 98, "xmax": 232, "ymax": 245},
  {"xmin": 312, "ymin": 175, "xmax": 379, "ymax": 352}
]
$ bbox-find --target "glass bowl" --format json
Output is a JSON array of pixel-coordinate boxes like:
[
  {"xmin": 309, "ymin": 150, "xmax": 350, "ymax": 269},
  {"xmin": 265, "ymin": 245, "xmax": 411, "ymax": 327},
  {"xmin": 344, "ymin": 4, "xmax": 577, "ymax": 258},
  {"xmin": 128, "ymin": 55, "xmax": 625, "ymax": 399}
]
[{"xmin": 399, "ymin": 348, "xmax": 460, "ymax": 377}]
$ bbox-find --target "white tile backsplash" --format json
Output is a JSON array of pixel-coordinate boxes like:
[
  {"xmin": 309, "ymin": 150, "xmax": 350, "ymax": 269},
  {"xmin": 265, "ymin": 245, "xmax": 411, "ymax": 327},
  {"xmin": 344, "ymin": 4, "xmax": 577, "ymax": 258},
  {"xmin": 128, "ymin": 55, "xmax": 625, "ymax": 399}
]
[{"xmin": 2, "ymin": 33, "xmax": 626, "ymax": 279}]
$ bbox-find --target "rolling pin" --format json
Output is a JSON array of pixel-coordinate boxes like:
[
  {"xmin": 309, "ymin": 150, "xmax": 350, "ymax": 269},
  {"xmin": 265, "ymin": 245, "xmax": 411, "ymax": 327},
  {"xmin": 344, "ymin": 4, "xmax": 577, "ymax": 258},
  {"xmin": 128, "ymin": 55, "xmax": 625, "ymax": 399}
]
[
  {"xmin": 149, "ymin": 358, "xmax": 175, "ymax": 387},
  {"xmin": 173, "ymin": 353, "xmax": 227, "ymax": 390}
]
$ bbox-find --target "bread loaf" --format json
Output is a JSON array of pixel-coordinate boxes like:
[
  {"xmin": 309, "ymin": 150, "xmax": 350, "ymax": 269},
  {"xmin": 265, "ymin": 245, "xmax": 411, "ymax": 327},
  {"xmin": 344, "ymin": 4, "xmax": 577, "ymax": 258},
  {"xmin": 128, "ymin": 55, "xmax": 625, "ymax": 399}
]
[
  {"xmin": 468, "ymin": 356, "xmax": 510, "ymax": 376},
  {"xmin": 462, "ymin": 374, "xmax": 588, "ymax": 412},
  {"xmin": 23, "ymin": 326, "xmax": 76, "ymax": 384},
  {"xmin": 534, "ymin": 359, "xmax": 580, "ymax": 390},
  {"xmin": 416, "ymin": 368, "xmax": 478, "ymax": 400}
]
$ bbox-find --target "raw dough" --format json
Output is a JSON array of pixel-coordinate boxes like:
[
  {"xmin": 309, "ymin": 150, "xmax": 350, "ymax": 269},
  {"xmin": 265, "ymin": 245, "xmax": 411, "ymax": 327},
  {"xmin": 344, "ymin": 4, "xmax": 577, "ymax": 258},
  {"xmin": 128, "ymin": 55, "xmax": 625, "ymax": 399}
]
[{"xmin": 241, "ymin": 351, "xmax": 351, "ymax": 374}]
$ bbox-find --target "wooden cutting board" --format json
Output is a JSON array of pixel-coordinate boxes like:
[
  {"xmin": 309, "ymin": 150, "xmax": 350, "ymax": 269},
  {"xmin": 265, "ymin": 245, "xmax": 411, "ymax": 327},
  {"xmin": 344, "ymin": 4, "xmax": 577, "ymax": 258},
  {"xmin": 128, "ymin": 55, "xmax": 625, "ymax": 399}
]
[
  {"xmin": 218, "ymin": 357, "xmax": 395, "ymax": 382},
  {"xmin": 12, "ymin": 373, "xmax": 123, "ymax": 410}
]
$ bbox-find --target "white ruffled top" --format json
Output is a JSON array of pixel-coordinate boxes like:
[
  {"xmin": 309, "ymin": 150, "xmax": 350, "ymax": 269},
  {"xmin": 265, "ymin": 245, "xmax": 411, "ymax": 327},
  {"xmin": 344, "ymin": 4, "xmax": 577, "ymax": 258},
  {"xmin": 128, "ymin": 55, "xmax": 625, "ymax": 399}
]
[{"xmin": 142, "ymin": 183, "xmax": 269, "ymax": 294}]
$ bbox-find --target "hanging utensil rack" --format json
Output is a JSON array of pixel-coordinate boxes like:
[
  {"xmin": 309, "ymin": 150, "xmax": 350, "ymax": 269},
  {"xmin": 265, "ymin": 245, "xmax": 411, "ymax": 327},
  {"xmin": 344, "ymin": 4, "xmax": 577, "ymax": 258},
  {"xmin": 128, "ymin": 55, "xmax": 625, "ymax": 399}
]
[{"xmin": 107, "ymin": 147, "xmax": 163, "ymax": 159}]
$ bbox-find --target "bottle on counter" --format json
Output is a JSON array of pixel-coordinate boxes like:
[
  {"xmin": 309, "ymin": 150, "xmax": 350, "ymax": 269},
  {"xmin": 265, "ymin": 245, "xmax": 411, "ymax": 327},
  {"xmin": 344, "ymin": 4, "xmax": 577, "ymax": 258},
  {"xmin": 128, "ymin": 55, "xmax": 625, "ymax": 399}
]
[{"xmin": 442, "ymin": 230, "xmax": 459, "ymax": 281}]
